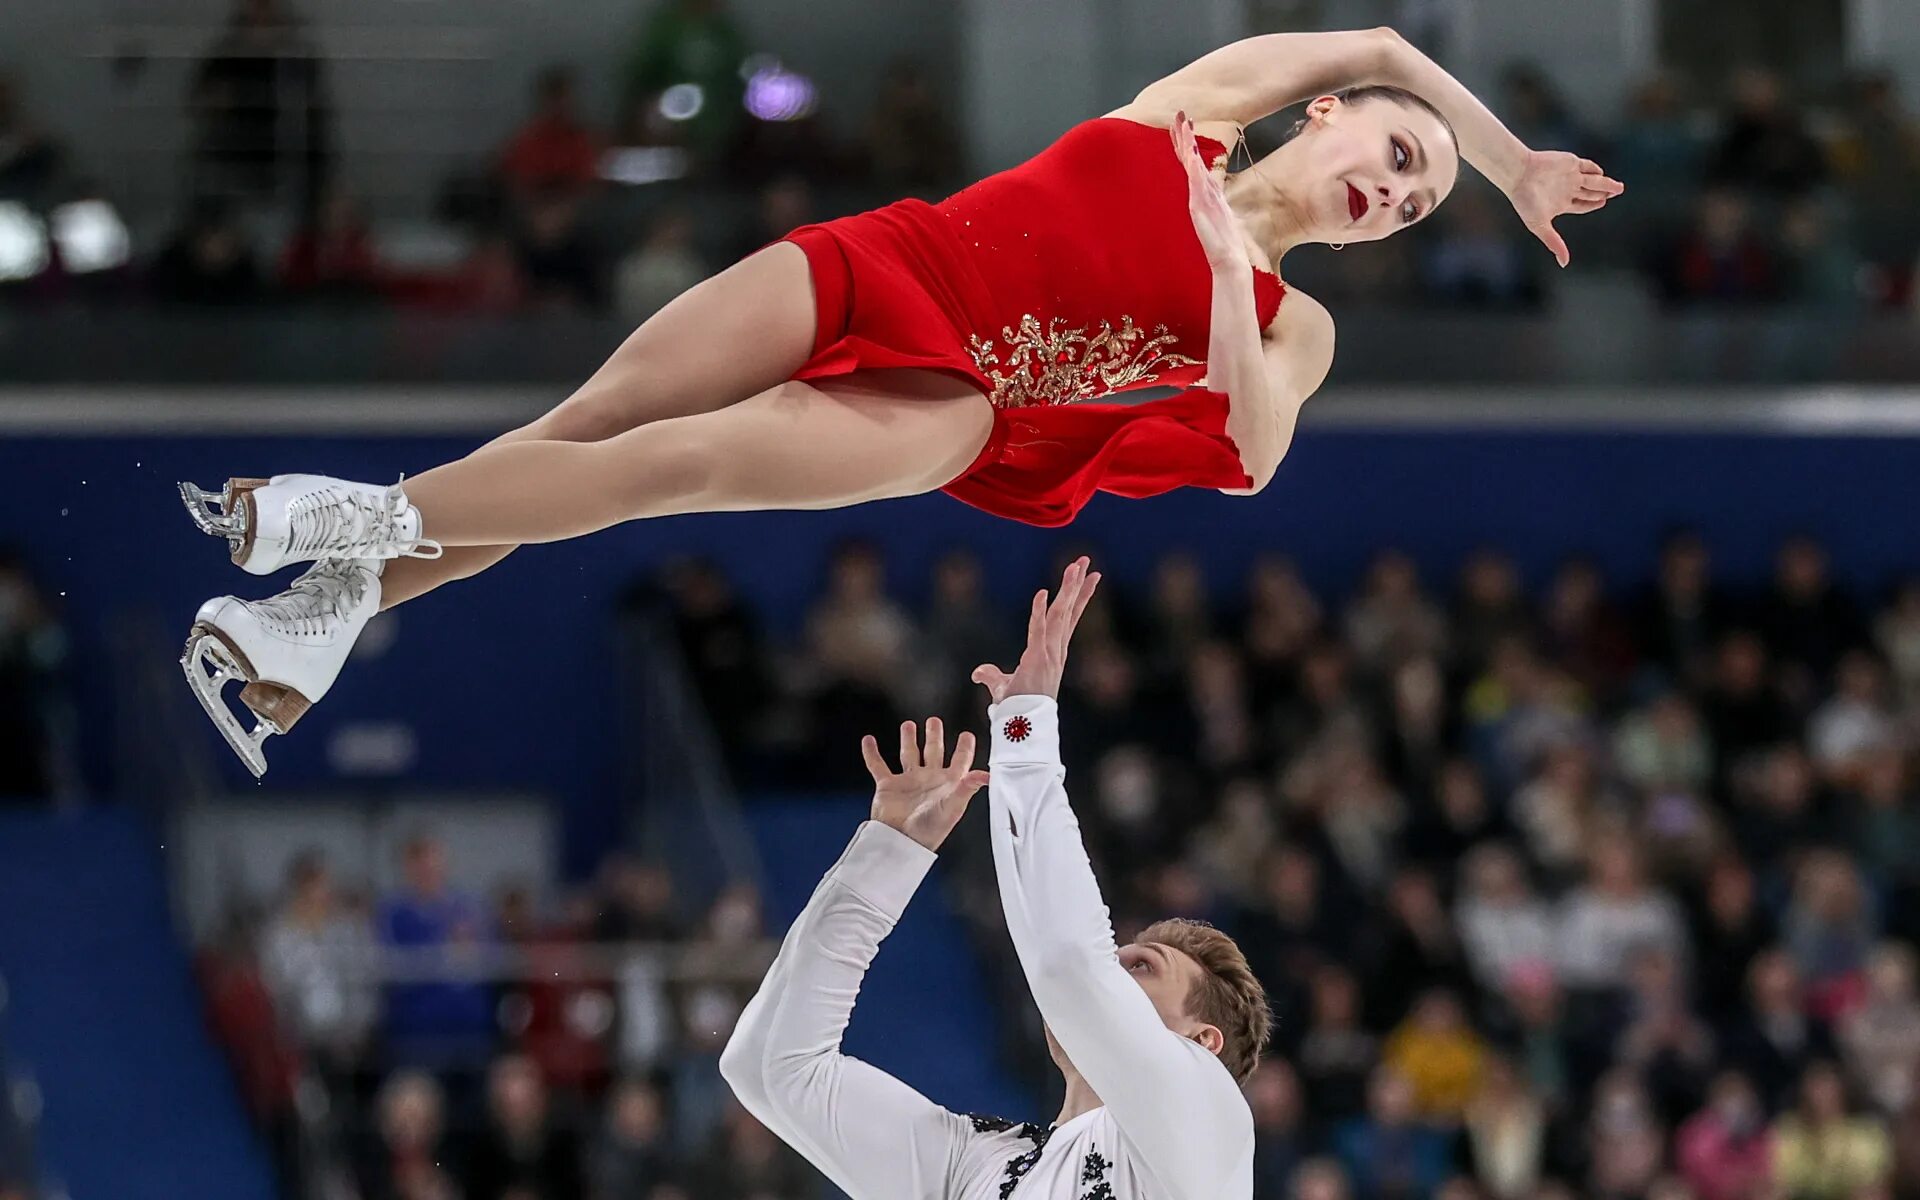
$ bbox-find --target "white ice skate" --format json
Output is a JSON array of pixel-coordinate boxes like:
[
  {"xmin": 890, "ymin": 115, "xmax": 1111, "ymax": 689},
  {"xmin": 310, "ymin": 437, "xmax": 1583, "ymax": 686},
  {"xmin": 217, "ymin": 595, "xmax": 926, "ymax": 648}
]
[
  {"xmin": 180, "ymin": 559, "xmax": 383, "ymax": 777},
  {"xmin": 177, "ymin": 474, "xmax": 442, "ymax": 575}
]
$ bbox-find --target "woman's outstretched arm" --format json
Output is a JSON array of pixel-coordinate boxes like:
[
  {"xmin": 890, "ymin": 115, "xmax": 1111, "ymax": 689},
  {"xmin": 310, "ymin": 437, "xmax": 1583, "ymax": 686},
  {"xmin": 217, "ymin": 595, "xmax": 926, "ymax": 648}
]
[
  {"xmin": 1135, "ymin": 28, "xmax": 1528, "ymax": 190},
  {"xmin": 1137, "ymin": 29, "xmax": 1623, "ymax": 265}
]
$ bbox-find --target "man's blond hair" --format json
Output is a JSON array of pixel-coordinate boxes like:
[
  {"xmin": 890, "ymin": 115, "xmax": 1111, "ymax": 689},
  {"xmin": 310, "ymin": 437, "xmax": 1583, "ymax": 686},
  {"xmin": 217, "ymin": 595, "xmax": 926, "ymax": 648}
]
[{"xmin": 1135, "ymin": 918, "xmax": 1271, "ymax": 1084}]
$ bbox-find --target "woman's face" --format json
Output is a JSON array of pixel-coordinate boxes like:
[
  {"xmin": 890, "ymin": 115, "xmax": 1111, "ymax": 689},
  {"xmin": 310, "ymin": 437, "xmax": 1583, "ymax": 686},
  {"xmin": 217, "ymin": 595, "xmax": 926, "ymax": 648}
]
[{"xmin": 1287, "ymin": 95, "xmax": 1459, "ymax": 245}]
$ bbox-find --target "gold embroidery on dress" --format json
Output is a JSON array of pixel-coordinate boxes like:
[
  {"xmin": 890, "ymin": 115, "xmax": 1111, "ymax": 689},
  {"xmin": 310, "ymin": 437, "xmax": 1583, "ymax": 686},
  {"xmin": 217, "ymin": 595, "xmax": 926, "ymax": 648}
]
[{"xmin": 967, "ymin": 314, "xmax": 1200, "ymax": 409}]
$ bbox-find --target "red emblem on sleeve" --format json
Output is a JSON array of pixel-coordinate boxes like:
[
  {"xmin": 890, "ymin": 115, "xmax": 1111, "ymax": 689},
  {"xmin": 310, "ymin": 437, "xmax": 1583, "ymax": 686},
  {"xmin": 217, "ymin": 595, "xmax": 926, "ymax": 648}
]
[{"xmin": 1003, "ymin": 715, "xmax": 1032, "ymax": 742}]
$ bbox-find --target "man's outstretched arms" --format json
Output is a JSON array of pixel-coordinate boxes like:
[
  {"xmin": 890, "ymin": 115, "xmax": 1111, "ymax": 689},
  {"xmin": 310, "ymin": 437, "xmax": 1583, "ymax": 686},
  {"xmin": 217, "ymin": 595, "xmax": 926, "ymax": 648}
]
[
  {"xmin": 977, "ymin": 561, "xmax": 1254, "ymax": 1200},
  {"xmin": 719, "ymin": 719, "xmax": 988, "ymax": 1200}
]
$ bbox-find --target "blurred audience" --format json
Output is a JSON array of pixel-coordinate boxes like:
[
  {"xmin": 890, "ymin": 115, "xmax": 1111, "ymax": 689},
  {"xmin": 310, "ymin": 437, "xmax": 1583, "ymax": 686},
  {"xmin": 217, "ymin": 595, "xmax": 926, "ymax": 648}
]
[{"xmin": 187, "ymin": 0, "xmax": 332, "ymax": 207}]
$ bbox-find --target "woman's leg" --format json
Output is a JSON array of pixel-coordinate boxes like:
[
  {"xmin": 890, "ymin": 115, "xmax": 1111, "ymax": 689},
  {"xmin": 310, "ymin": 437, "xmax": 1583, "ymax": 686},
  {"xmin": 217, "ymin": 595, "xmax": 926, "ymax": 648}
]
[
  {"xmin": 400, "ymin": 369, "xmax": 995, "ymax": 545},
  {"xmin": 379, "ymin": 243, "xmax": 820, "ymax": 607}
]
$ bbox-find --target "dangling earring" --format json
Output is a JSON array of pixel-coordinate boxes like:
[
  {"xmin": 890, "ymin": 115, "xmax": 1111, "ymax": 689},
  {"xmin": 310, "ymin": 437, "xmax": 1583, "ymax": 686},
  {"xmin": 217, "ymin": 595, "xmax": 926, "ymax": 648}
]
[{"xmin": 1330, "ymin": 243, "xmax": 1346, "ymax": 251}]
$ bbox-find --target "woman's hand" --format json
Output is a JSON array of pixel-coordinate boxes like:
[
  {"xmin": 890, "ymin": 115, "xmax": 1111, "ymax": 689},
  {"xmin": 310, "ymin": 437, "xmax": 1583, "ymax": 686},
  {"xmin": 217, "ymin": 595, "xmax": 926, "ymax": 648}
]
[
  {"xmin": 1507, "ymin": 148, "xmax": 1625, "ymax": 267},
  {"xmin": 1171, "ymin": 111, "xmax": 1252, "ymax": 276}
]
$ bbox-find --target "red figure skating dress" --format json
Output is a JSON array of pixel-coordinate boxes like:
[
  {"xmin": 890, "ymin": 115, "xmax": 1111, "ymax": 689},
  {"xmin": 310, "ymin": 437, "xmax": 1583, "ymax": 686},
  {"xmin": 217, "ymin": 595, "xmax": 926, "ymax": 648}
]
[{"xmin": 783, "ymin": 117, "xmax": 1286, "ymax": 527}]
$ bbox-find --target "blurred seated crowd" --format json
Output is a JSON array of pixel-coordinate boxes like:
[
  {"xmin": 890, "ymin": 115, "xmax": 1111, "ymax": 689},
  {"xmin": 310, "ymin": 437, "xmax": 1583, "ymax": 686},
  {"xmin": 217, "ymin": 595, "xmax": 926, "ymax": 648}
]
[
  {"xmin": 194, "ymin": 832, "xmax": 820, "ymax": 1200},
  {"xmin": 2, "ymin": 0, "xmax": 1919, "ymax": 321},
  {"xmin": 646, "ymin": 528, "xmax": 1920, "ymax": 1200}
]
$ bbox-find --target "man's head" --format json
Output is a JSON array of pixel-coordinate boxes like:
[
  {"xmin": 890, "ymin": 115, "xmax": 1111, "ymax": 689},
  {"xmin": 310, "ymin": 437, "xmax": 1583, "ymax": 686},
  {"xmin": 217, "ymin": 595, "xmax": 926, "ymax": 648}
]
[{"xmin": 1054, "ymin": 918, "xmax": 1270, "ymax": 1085}]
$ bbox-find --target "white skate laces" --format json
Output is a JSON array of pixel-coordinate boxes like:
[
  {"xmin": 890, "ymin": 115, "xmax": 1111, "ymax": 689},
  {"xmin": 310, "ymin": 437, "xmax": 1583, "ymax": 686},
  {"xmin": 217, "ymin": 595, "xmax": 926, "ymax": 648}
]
[
  {"xmin": 179, "ymin": 559, "xmax": 386, "ymax": 778},
  {"xmin": 178, "ymin": 473, "xmax": 443, "ymax": 575}
]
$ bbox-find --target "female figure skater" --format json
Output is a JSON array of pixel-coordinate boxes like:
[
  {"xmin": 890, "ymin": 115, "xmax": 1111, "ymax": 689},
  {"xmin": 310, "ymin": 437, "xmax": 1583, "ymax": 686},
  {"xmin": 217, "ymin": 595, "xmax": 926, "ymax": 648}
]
[{"xmin": 180, "ymin": 26, "xmax": 1621, "ymax": 773}]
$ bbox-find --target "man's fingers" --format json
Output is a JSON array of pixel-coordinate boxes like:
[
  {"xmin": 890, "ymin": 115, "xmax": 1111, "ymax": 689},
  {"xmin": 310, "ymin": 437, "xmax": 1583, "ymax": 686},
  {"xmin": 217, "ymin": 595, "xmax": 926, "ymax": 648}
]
[
  {"xmin": 1571, "ymin": 196, "xmax": 1607, "ymax": 213},
  {"xmin": 1026, "ymin": 589, "xmax": 1047, "ymax": 649},
  {"xmin": 951, "ymin": 730, "xmax": 977, "ymax": 773},
  {"xmin": 860, "ymin": 734, "xmax": 890, "ymax": 783},
  {"xmin": 924, "ymin": 716, "xmax": 945, "ymax": 771},
  {"xmin": 899, "ymin": 720, "xmax": 920, "ymax": 769},
  {"xmin": 1070, "ymin": 571, "xmax": 1101, "ymax": 629}
]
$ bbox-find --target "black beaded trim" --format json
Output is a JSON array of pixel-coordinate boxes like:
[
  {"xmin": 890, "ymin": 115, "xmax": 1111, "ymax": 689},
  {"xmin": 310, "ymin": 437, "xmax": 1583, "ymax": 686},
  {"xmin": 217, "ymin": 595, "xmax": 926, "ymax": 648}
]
[
  {"xmin": 967, "ymin": 1114, "xmax": 1054, "ymax": 1200},
  {"xmin": 1080, "ymin": 1147, "xmax": 1114, "ymax": 1200}
]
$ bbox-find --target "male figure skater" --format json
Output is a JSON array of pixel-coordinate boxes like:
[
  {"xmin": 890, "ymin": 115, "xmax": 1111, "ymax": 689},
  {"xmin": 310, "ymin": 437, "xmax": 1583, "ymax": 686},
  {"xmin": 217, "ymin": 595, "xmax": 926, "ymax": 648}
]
[{"xmin": 721, "ymin": 558, "xmax": 1269, "ymax": 1198}]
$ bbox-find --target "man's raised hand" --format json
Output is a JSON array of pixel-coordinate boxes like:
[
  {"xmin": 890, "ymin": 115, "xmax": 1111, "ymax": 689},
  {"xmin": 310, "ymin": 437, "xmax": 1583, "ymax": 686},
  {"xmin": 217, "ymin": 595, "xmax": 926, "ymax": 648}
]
[
  {"xmin": 971, "ymin": 556, "xmax": 1102, "ymax": 704},
  {"xmin": 863, "ymin": 717, "xmax": 990, "ymax": 852}
]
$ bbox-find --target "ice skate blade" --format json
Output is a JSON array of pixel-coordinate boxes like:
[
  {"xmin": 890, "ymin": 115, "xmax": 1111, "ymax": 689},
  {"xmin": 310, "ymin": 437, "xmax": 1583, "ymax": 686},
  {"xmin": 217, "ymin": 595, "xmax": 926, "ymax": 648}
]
[
  {"xmin": 177, "ymin": 478, "xmax": 266, "ymax": 566},
  {"xmin": 179, "ymin": 624, "xmax": 299, "ymax": 778}
]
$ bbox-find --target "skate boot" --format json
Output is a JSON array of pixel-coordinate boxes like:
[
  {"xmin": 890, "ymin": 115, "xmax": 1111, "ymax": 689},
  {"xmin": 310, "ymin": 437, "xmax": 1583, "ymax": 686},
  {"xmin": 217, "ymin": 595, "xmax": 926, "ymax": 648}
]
[
  {"xmin": 180, "ymin": 559, "xmax": 383, "ymax": 777},
  {"xmin": 178, "ymin": 474, "xmax": 442, "ymax": 575}
]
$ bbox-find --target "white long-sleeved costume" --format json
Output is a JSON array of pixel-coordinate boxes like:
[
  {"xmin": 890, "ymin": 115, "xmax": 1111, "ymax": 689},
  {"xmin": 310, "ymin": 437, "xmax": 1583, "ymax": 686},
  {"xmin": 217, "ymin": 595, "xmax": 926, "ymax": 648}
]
[{"xmin": 721, "ymin": 695, "xmax": 1253, "ymax": 1199}]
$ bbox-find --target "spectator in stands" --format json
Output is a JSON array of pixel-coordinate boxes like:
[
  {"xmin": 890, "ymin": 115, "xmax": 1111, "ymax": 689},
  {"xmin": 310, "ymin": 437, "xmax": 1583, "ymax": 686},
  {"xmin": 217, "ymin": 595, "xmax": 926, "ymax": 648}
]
[
  {"xmin": 1610, "ymin": 76, "xmax": 1707, "ymax": 209},
  {"xmin": 623, "ymin": 0, "xmax": 748, "ymax": 166},
  {"xmin": 1782, "ymin": 851, "xmax": 1879, "ymax": 1018},
  {"xmin": 463, "ymin": 1054, "xmax": 585, "ymax": 1200},
  {"xmin": 1809, "ymin": 650, "xmax": 1898, "ymax": 786},
  {"xmin": 649, "ymin": 557, "xmax": 773, "ymax": 768},
  {"xmin": 1334, "ymin": 1066, "xmax": 1454, "ymax": 1200},
  {"xmin": 0, "ymin": 74, "xmax": 63, "ymax": 202},
  {"xmin": 356, "ymin": 1070, "xmax": 460, "ymax": 1200},
  {"xmin": 199, "ymin": 912, "xmax": 305, "ymax": 1192},
  {"xmin": 1586, "ymin": 1070, "xmax": 1668, "ymax": 1200},
  {"xmin": 1420, "ymin": 185, "xmax": 1542, "ymax": 310},
  {"xmin": 1846, "ymin": 748, "xmax": 1920, "ymax": 900},
  {"xmin": 1651, "ymin": 188, "xmax": 1777, "ymax": 304},
  {"xmin": 1615, "ymin": 947, "xmax": 1717, "ymax": 1122},
  {"xmin": 514, "ymin": 187, "xmax": 605, "ymax": 310},
  {"xmin": 1701, "ymin": 633, "xmax": 1796, "ymax": 788},
  {"xmin": 1615, "ymin": 690, "xmax": 1713, "ymax": 798},
  {"xmin": 1346, "ymin": 550, "xmax": 1449, "ymax": 678},
  {"xmin": 613, "ymin": 207, "xmax": 707, "ymax": 323},
  {"xmin": 378, "ymin": 834, "xmax": 496, "ymax": 1068},
  {"xmin": 1691, "ymin": 857, "xmax": 1778, "ymax": 1026},
  {"xmin": 1292, "ymin": 1159, "xmax": 1355, "ymax": 1200},
  {"xmin": 499, "ymin": 67, "xmax": 603, "ymax": 202},
  {"xmin": 1248, "ymin": 1060, "xmax": 1310, "ymax": 1200},
  {"xmin": 1761, "ymin": 536, "xmax": 1866, "ymax": 688},
  {"xmin": 1456, "ymin": 843, "xmax": 1556, "ymax": 995},
  {"xmin": 1676, "ymin": 1070, "xmax": 1774, "ymax": 1200},
  {"xmin": 1368, "ymin": 868, "xmax": 1471, "ymax": 1023},
  {"xmin": 1511, "ymin": 743, "xmax": 1610, "ymax": 881},
  {"xmin": 1462, "ymin": 1055, "xmax": 1547, "ymax": 1200},
  {"xmin": 1382, "ymin": 988, "xmax": 1487, "ymax": 1123},
  {"xmin": 280, "ymin": 187, "xmax": 383, "ymax": 299},
  {"xmin": 1709, "ymin": 68, "xmax": 1828, "ymax": 197},
  {"xmin": 726, "ymin": 174, "xmax": 814, "ymax": 265},
  {"xmin": 921, "ymin": 548, "xmax": 1012, "ymax": 721},
  {"xmin": 1297, "ymin": 965, "xmax": 1380, "ymax": 1124},
  {"xmin": 1453, "ymin": 550, "xmax": 1531, "ymax": 677},
  {"xmin": 150, "ymin": 196, "xmax": 264, "ymax": 306},
  {"xmin": 801, "ymin": 540, "xmax": 914, "ymax": 782},
  {"xmin": 690, "ymin": 1103, "xmax": 815, "ymax": 1199},
  {"xmin": 1634, "ymin": 529, "xmax": 1736, "ymax": 689},
  {"xmin": 187, "ymin": 0, "xmax": 332, "ymax": 206},
  {"xmin": 1555, "ymin": 835, "xmax": 1689, "ymax": 993},
  {"xmin": 1841, "ymin": 944, "xmax": 1920, "ymax": 1116},
  {"xmin": 1772, "ymin": 1061, "xmax": 1892, "ymax": 1199},
  {"xmin": 1726, "ymin": 949, "xmax": 1839, "ymax": 1113},
  {"xmin": 1832, "ymin": 72, "xmax": 1920, "ymax": 297},
  {"xmin": 1876, "ymin": 578, "xmax": 1920, "ymax": 710},
  {"xmin": 1500, "ymin": 64, "xmax": 1591, "ymax": 155},
  {"xmin": 259, "ymin": 850, "xmax": 376, "ymax": 1081},
  {"xmin": 0, "ymin": 552, "xmax": 69, "ymax": 801},
  {"xmin": 591, "ymin": 1075, "xmax": 679, "ymax": 1199},
  {"xmin": 864, "ymin": 56, "xmax": 961, "ymax": 190},
  {"xmin": 1776, "ymin": 198, "xmax": 1863, "ymax": 308}
]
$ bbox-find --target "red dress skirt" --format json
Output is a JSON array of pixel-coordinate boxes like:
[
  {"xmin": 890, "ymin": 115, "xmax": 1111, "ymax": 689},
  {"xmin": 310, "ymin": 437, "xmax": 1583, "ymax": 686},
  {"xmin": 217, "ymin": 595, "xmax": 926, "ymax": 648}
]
[{"xmin": 783, "ymin": 118, "xmax": 1285, "ymax": 528}]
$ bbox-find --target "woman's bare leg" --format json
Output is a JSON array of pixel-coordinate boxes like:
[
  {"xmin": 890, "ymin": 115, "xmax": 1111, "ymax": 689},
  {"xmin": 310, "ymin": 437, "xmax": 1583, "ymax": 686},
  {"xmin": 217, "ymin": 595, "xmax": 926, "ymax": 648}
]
[
  {"xmin": 399, "ymin": 370, "xmax": 994, "ymax": 545},
  {"xmin": 379, "ymin": 243, "xmax": 819, "ymax": 607}
]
